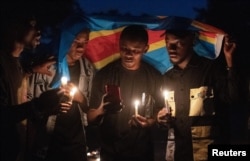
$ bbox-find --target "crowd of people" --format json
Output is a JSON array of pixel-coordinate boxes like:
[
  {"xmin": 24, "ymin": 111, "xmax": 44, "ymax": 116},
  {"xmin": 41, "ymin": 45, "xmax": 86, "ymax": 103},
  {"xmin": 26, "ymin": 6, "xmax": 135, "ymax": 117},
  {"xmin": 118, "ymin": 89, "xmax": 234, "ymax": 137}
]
[{"xmin": 0, "ymin": 12, "xmax": 248, "ymax": 161}]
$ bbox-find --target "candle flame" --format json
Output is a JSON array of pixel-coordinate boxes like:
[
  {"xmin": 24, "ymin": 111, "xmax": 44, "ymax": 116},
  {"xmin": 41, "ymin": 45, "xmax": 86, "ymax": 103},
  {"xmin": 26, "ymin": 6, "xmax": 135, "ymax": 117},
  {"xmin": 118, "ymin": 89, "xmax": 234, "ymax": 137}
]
[
  {"xmin": 134, "ymin": 99, "xmax": 140, "ymax": 116},
  {"xmin": 70, "ymin": 87, "xmax": 77, "ymax": 97},
  {"xmin": 163, "ymin": 90, "xmax": 169, "ymax": 99},
  {"xmin": 134, "ymin": 100, "xmax": 140, "ymax": 106},
  {"xmin": 61, "ymin": 76, "xmax": 68, "ymax": 86}
]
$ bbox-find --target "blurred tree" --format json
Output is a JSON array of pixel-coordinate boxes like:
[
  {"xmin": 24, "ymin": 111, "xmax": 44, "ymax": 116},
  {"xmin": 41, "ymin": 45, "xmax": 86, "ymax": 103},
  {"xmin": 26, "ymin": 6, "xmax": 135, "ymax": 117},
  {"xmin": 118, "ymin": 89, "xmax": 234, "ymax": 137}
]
[
  {"xmin": 196, "ymin": 0, "xmax": 250, "ymax": 144},
  {"xmin": 0, "ymin": 0, "xmax": 73, "ymax": 28}
]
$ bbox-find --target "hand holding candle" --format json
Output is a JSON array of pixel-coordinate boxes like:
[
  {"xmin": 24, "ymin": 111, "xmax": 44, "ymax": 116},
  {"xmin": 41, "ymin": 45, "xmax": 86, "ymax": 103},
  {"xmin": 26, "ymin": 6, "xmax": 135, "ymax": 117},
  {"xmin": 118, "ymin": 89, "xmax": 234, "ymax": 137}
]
[
  {"xmin": 60, "ymin": 81, "xmax": 78, "ymax": 104},
  {"xmin": 134, "ymin": 100, "xmax": 140, "ymax": 116}
]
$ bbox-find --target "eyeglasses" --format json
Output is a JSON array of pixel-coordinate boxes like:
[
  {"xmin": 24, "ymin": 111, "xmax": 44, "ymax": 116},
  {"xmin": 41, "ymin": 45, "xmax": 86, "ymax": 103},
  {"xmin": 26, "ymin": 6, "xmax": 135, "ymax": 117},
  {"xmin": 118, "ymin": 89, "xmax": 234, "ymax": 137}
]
[{"xmin": 120, "ymin": 46, "xmax": 145, "ymax": 55}]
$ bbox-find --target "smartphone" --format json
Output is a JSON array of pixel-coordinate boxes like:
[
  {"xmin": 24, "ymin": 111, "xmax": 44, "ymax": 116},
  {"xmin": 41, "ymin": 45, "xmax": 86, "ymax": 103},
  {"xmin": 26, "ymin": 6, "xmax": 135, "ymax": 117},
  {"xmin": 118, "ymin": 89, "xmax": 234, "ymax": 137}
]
[
  {"xmin": 105, "ymin": 84, "xmax": 121, "ymax": 104},
  {"xmin": 104, "ymin": 84, "xmax": 123, "ymax": 113}
]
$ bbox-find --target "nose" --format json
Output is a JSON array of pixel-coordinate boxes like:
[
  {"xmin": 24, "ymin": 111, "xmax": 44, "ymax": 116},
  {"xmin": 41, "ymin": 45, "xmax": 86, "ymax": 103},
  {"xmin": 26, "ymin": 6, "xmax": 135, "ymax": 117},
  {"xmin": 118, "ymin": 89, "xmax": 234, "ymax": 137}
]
[
  {"xmin": 124, "ymin": 50, "xmax": 133, "ymax": 56},
  {"xmin": 122, "ymin": 48, "xmax": 134, "ymax": 56},
  {"xmin": 166, "ymin": 43, "xmax": 177, "ymax": 50},
  {"xmin": 76, "ymin": 43, "xmax": 86, "ymax": 49},
  {"xmin": 76, "ymin": 43, "xmax": 88, "ymax": 54}
]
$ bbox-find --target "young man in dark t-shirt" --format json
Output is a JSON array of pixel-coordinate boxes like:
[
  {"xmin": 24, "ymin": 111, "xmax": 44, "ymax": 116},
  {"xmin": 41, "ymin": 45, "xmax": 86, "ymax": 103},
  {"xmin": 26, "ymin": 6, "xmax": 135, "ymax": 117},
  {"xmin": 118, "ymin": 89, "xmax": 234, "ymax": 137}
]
[{"xmin": 88, "ymin": 25, "xmax": 164, "ymax": 161}]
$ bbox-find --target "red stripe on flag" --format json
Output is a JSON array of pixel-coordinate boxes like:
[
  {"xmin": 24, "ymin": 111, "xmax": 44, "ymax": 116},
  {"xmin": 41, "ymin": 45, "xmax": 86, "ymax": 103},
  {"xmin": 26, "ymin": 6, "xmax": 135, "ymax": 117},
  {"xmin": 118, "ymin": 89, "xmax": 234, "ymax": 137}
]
[
  {"xmin": 147, "ymin": 30, "xmax": 166, "ymax": 44},
  {"xmin": 86, "ymin": 29, "xmax": 165, "ymax": 63},
  {"xmin": 191, "ymin": 20, "xmax": 225, "ymax": 34},
  {"xmin": 85, "ymin": 32, "xmax": 120, "ymax": 62},
  {"xmin": 199, "ymin": 31, "xmax": 217, "ymax": 38}
]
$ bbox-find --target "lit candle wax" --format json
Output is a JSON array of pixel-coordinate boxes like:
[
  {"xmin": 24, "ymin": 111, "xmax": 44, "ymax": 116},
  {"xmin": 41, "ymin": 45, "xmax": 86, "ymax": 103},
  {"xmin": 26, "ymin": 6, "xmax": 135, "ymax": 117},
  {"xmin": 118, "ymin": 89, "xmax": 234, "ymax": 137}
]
[
  {"xmin": 163, "ymin": 90, "xmax": 169, "ymax": 111},
  {"xmin": 69, "ymin": 87, "xmax": 77, "ymax": 103},
  {"xmin": 134, "ymin": 100, "xmax": 140, "ymax": 116}
]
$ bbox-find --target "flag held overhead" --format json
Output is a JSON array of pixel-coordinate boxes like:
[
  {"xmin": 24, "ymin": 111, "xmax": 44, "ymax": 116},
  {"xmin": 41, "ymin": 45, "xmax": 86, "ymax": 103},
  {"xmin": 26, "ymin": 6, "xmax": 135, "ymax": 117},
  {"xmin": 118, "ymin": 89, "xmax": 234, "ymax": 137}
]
[{"xmin": 52, "ymin": 14, "xmax": 226, "ymax": 88}]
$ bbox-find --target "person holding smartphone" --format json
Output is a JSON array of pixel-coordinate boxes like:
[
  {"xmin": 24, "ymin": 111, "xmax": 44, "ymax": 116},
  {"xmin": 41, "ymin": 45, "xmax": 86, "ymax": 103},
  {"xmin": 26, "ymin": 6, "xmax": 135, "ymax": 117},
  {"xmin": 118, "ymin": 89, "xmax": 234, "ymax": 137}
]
[{"xmin": 88, "ymin": 25, "xmax": 164, "ymax": 161}]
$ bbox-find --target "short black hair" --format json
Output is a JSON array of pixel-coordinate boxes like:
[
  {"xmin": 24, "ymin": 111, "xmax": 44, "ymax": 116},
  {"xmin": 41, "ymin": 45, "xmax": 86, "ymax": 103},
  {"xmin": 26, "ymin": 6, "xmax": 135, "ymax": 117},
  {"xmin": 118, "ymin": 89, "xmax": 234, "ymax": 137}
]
[{"xmin": 120, "ymin": 25, "xmax": 148, "ymax": 44}]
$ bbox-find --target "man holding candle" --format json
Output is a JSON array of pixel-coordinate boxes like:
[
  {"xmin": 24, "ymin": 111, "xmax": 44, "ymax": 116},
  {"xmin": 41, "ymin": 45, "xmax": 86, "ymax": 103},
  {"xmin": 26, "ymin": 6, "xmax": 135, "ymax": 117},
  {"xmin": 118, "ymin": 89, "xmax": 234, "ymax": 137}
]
[
  {"xmin": 88, "ymin": 25, "xmax": 163, "ymax": 161},
  {"xmin": 157, "ymin": 21, "xmax": 239, "ymax": 161},
  {"xmin": 0, "ymin": 15, "xmax": 67, "ymax": 161},
  {"xmin": 28, "ymin": 15, "xmax": 95, "ymax": 161}
]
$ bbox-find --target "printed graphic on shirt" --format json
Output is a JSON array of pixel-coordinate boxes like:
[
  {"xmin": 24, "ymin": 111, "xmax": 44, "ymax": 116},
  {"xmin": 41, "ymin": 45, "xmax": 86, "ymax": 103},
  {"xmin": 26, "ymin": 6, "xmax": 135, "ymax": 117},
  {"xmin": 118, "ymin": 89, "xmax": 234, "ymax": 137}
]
[{"xmin": 167, "ymin": 90, "xmax": 176, "ymax": 116}]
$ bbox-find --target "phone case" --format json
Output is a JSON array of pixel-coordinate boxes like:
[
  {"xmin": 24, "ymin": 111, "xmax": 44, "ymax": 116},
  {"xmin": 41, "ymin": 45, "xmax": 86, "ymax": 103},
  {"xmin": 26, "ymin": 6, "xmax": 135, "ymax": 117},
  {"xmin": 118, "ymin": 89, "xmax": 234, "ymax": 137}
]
[
  {"xmin": 105, "ymin": 85, "xmax": 122, "ymax": 102},
  {"xmin": 104, "ymin": 84, "xmax": 123, "ymax": 113}
]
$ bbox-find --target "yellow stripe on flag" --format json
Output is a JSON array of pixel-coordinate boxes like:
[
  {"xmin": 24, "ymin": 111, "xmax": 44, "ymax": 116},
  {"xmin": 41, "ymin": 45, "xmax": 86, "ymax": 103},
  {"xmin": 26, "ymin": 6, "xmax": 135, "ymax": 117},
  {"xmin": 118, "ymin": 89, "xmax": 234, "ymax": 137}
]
[
  {"xmin": 89, "ymin": 27, "xmax": 125, "ymax": 40},
  {"xmin": 199, "ymin": 35, "xmax": 215, "ymax": 44},
  {"xmin": 93, "ymin": 53, "xmax": 120, "ymax": 69},
  {"xmin": 148, "ymin": 40, "xmax": 166, "ymax": 52}
]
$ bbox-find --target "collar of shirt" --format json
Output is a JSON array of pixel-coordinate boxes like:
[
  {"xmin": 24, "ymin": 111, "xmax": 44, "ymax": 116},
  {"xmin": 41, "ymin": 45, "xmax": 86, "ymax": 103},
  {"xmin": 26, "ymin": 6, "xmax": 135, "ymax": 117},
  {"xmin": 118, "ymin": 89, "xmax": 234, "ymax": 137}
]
[{"xmin": 173, "ymin": 53, "xmax": 202, "ymax": 71}]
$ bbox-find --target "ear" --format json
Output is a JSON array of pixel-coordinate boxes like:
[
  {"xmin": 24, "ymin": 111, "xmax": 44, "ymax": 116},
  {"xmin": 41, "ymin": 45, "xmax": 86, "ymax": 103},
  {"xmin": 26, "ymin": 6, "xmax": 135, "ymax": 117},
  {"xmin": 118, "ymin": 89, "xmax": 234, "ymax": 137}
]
[{"xmin": 143, "ymin": 45, "xmax": 149, "ymax": 53}]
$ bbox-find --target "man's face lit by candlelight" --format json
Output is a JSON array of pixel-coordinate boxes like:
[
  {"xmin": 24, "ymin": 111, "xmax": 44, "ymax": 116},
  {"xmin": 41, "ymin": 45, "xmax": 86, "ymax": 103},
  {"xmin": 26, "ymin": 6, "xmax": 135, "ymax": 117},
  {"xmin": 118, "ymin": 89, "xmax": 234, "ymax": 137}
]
[
  {"xmin": 67, "ymin": 29, "xmax": 90, "ymax": 65},
  {"xmin": 165, "ymin": 31, "xmax": 195, "ymax": 68},
  {"xmin": 120, "ymin": 40, "xmax": 148, "ymax": 70}
]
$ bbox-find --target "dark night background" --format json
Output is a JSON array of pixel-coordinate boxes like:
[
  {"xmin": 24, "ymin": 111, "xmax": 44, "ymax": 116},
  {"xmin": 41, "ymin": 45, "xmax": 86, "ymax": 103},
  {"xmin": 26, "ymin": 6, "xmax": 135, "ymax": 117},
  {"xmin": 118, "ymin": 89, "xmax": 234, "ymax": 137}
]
[{"xmin": 0, "ymin": 0, "xmax": 249, "ymax": 146}]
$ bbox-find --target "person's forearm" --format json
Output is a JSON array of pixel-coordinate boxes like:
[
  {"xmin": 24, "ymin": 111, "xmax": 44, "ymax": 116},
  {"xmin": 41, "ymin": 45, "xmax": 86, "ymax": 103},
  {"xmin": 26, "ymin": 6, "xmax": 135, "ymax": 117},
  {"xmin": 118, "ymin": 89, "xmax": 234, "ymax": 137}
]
[
  {"xmin": 225, "ymin": 55, "xmax": 233, "ymax": 68},
  {"xmin": 1, "ymin": 101, "xmax": 35, "ymax": 124},
  {"xmin": 87, "ymin": 108, "xmax": 105, "ymax": 123},
  {"xmin": 76, "ymin": 96, "xmax": 88, "ymax": 113}
]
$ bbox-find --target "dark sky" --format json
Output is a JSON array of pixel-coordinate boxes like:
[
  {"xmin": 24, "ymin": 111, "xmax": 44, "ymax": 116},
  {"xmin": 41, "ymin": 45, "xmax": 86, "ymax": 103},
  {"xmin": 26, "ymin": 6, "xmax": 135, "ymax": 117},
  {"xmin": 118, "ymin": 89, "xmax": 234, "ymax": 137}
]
[
  {"xmin": 0, "ymin": 0, "xmax": 208, "ymax": 28},
  {"xmin": 75, "ymin": 0, "xmax": 207, "ymax": 18}
]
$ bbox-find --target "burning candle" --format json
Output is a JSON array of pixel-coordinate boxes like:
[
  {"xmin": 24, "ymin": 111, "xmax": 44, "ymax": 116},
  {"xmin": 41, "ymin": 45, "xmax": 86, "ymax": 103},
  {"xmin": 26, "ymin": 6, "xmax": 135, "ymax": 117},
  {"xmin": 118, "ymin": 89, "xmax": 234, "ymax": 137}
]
[
  {"xmin": 69, "ymin": 87, "xmax": 77, "ymax": 103},
  {"xmin": 163, "ymin": 90, "xmax": 169, "ymax": 111},
  {"xmin": 61, "ymin": 76, "xmax": 68, "ymax": 87},
  {"xmin": 134, "ymin": 100, "xmax": 140, "ymax": 116}
]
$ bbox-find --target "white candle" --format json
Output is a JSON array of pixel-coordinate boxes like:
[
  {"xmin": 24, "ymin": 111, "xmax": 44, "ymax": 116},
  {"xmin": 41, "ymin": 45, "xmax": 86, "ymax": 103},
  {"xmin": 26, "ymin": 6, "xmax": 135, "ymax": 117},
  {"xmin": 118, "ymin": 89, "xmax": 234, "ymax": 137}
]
[
  {"xmin": 69, "ymin": 87, "xmax": 77, "ymax": 103},
  {"xmin": 61, "ymin": 76, "xmax": 68, "ymax": 87},
  {"xmin": 163, "ymin": 90, "xmax": 169, "ymax": 111},
  {"xmin": 134, "ymin": 100, "xmax": 140, "ymax": 116}
]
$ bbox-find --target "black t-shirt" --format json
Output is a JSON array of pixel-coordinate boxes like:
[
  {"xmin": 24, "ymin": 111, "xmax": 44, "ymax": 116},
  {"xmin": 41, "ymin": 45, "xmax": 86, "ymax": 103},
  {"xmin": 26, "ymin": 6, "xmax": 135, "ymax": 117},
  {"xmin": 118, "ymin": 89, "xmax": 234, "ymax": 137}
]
[{"xmin": 89, "ymin": 59, "xmax": 163, "ymax": 159}]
